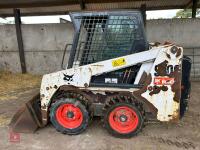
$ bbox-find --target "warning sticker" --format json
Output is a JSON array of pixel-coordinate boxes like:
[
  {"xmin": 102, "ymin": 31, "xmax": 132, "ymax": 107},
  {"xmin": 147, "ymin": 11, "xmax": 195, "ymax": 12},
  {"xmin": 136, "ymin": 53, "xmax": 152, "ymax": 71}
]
[
  {"xmin": 112, "ymin": 58, "xmax": 126, "ymax": 67},
  {"xmin": 154, "ymin": 77, "xmax": 175, "ymax": 85}
]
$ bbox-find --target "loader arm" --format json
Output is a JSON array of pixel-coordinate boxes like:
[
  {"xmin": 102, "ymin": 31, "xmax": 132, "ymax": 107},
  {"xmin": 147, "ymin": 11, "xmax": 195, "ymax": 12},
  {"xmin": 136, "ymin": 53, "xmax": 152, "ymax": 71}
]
[{"xmin": 40, "ymin": 47, "xmax": 159, "ymax": 105}]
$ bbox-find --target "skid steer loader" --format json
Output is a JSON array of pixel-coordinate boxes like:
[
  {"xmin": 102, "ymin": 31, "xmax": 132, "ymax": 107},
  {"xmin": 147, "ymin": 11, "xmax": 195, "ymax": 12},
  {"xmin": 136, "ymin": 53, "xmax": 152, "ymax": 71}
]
[{"xmin": 10, "ymin": 11, "xmax": 191, "ymax": 138}]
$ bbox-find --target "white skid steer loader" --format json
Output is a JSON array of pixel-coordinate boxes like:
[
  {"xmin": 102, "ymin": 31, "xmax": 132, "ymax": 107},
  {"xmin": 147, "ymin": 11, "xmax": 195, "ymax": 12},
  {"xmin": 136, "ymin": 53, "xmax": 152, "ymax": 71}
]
[{"xmin": 10, "ymin": 11, "xmax": 191, "ymax": 138}]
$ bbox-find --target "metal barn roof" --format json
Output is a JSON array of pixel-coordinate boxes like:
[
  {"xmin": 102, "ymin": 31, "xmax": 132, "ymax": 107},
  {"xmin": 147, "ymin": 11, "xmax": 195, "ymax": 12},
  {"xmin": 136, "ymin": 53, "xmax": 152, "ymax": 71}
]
[{"xmin": 0, "ymin": 0, "xmax": 199, "ymax": 17}]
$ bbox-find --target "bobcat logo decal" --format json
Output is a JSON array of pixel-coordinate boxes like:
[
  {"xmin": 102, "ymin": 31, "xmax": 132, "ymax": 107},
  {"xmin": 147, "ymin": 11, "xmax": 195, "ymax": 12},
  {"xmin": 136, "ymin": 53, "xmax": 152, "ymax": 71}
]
[{"xmin": 63, "ymin": 73, "xmax": 74, "ymax": 82}]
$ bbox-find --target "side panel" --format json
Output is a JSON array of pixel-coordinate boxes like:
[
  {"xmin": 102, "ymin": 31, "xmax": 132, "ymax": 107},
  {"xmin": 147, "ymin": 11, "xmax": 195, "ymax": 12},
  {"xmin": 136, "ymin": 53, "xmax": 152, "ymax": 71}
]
[{"xmin": 133, "ymin": 45, "xmax": 183, "ymax": 121}]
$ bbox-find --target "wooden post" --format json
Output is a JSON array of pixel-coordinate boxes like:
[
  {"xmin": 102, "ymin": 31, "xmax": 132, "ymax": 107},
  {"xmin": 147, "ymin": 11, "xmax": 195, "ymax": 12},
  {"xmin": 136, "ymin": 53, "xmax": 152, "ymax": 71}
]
[
  {"xmin": 140, "ymin": 4, "xmax": 147, "ymax": 27},
  {"xmin": 192, "ymin": 0, "xmax": 198, "ymax": 18},
  {"xmin": 14, "ymin": 9, "xmax": 26, "ymax": 73},
  {"xmin": 79, "ymin": 0, "xmax": 85, "ymax": 10}
]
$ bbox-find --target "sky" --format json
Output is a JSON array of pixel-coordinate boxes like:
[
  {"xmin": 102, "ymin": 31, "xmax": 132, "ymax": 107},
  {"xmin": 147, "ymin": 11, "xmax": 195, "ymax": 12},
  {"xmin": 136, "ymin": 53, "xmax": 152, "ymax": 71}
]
[
  {"xmin": 147, "ymin": 9, "xmax": 180, "ymax": 19},
  {"xmin": 1, "ymin": 10, "xmax": 180, "ymax": 24}
]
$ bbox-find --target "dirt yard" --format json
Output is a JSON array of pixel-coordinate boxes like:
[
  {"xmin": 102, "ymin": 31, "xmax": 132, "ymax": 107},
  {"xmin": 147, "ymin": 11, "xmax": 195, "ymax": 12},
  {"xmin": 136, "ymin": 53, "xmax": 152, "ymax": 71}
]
[{"xmin": 0, "ymin": 71, "xmax": 199, "ymax": 150}]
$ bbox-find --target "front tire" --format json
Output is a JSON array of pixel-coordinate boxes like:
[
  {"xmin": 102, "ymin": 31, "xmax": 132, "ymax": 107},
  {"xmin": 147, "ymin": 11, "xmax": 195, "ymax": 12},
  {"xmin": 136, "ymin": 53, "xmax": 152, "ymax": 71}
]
[
  {"xmin": 104, "ymin": 102, "xmax": 144, "ymax": 138},
  {"xmin": 50, "ymin": 98, "xmax": 89, "ymax": 135}
]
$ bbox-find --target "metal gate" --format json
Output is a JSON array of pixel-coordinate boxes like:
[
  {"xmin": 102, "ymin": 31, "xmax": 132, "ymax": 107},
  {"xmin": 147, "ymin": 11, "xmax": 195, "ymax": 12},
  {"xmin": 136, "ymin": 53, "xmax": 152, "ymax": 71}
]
[{"xmin": 184, "ymin": 47, "xmax": 200, "ymax": 80}]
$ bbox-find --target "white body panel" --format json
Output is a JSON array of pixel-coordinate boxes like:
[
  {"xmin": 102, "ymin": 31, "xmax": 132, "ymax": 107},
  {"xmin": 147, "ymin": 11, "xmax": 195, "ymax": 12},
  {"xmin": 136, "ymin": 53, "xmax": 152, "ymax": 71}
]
[
  {"xmin": 141, "ymin": 47, "xmax": 183, "ymax": 121},
  {"xmin": 40, "ymin": 45, "xmax": 183, "ymax": 122}
]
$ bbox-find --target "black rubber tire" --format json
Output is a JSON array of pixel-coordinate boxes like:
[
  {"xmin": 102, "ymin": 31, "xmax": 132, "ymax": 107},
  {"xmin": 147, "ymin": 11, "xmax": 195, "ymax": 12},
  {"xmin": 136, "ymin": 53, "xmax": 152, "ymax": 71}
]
[
  {"xmin": 50, "ymin": 98, "xmax": 89, "ymax": 135},
  {"xmin": 104, "ymin": 102, "xmax": 144, "ymax": 138},
  {"xmin": 180, "ymin": 98, "xmax": 188, "ymax": 118}
]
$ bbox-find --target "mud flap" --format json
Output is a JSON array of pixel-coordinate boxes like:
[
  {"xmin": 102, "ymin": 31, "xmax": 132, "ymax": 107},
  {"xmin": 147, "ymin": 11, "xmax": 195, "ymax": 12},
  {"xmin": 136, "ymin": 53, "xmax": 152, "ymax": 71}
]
[{"xmin": 9, "ymin": 93, "xmax": 43, "ymax": 133}]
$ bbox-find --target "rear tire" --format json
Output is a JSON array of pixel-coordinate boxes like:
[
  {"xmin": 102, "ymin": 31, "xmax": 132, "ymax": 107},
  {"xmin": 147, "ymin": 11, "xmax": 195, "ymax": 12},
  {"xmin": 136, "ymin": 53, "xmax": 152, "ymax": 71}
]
[
  {"xmin": 104, "ymin": 102, "xmax": 144, "ymax": 138},
  {"xmin": 50, "ymin": 98, "xmax": 89, "ymax": 135}
]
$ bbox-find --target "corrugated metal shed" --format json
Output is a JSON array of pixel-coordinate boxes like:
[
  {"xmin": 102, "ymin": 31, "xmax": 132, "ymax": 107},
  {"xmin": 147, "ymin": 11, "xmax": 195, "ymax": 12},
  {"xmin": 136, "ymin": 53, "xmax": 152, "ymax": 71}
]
[{"xmin": 0, "ymin": 0, "xmax": 199, "ymax": 17}]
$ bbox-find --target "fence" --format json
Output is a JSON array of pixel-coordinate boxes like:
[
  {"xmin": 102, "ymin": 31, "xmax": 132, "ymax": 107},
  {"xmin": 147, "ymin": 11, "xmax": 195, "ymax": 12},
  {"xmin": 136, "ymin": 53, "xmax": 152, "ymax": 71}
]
[{"xmin": 184, "ymin": 47, "xmax": 200, "ymax": 81}]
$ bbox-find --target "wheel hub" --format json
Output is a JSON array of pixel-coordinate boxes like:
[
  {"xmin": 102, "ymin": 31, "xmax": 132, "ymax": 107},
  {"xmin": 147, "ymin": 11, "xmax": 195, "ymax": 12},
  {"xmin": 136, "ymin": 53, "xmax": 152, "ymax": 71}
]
[
  {"xmin": 56, "ymin": 103, "xmax": 83, "ymax": 128},
  {"xmin": 119, "ymin": 115, "xmax": 128, "ymax": 122},
  {"xmin": 109, "ymin": 106, "xmax": 139, "ymax": 134},
  {"xmin": 67, "ymin": 111, "xmax": 74, "ymax": 118}
]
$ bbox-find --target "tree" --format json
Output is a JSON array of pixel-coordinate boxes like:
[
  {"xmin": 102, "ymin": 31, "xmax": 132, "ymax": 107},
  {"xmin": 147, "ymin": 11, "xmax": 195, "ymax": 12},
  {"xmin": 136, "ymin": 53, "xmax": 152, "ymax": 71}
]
[{"xmin": 174, "ymin": 9, "xmax": 200, "ymax": 18}]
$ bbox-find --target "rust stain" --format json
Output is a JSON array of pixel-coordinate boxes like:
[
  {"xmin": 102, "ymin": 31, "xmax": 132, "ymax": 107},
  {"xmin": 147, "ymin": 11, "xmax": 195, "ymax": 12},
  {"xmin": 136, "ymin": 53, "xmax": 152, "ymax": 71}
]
[
  {"xmin": 176, "ymin": 48, "xmax": 182, "ymax": 58},
  {"xmin": 149, "ymin": 85, "xmax": 168, "ymax": 96},
  {"xmin": 169, "ymin": 65, "xmax": 181, "ymax": 103},
  {"xmin": 149, "ymin": 85, "xmax": 160, "ymax": 95},
  {"xmin": 155, "ymin": 60, "xmax": 168, "ymax": 76},
  {"xmin": 139, "ymin": 72, "xmax": 147, "ymax": 84},
  {"xmin": 166, "ymin": 53, "xmax": 171, "ymax": 59},
  {"xmin": 41, "ymin": 103, "xmax": 47, "ymax": 109},
  {"xmin": 164, "ymin": 41, "xmax": 173, "ymax": 45},
  {"xmin": 154, "ymin": 42, "xmax": 161, "ymax": 47},
  {"xmin": 161, "ymin": 85, "xmax": 168, "ymax": 91},
  {"xmin": 133, "ymin": 74, "xmax": 158, "ymax": 116},
  {"xmin": 163, "ymin": 42, "xmax": 174, "ymax": 47},
  {"xmin": 169, "ymin": 109, "xmax": 180, "ymax": 122},
  {"xmin": 41, "ymin": 109, "xmax": 48, "ymax": 126}
]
